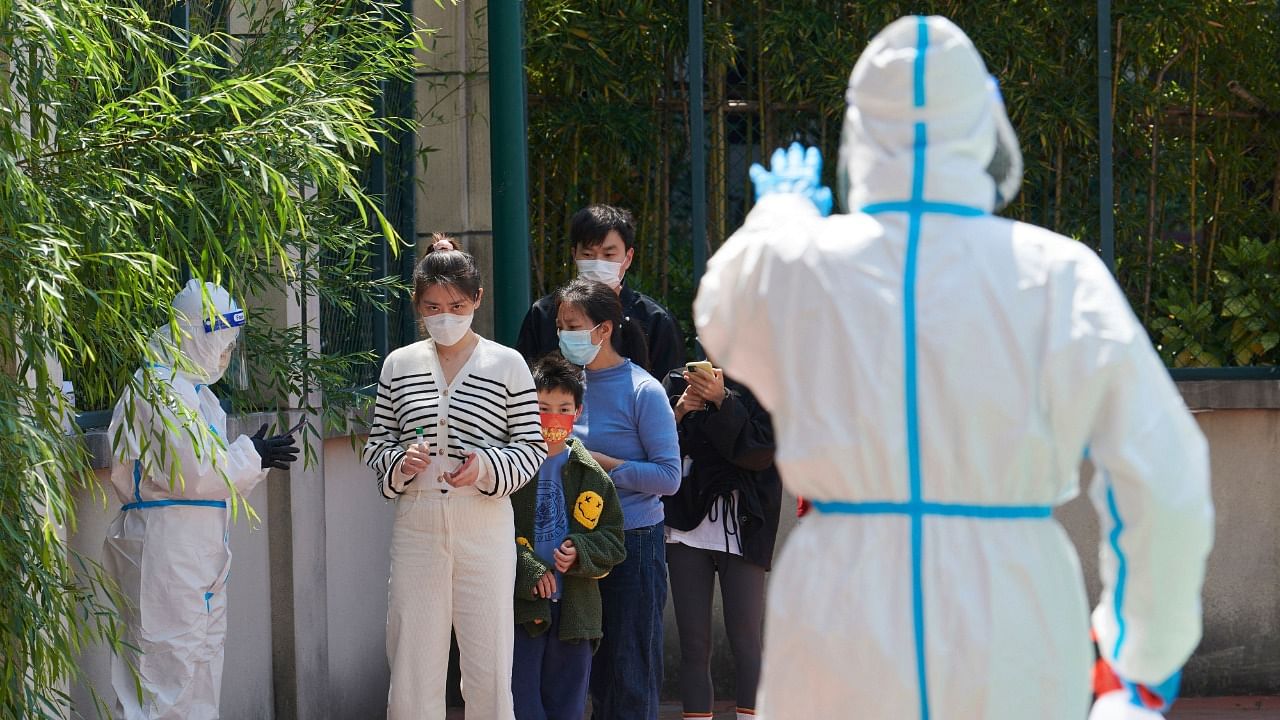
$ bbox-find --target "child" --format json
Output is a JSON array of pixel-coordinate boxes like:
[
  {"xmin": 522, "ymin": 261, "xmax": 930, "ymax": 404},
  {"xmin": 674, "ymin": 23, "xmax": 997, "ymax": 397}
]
[{"xmin": 511, "ymin": 354, "xmax": 626, "ymax": 720}]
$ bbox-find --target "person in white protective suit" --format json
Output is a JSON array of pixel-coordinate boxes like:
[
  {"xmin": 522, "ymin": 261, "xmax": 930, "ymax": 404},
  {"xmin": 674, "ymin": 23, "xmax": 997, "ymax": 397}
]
[
  {"xmin": 693, "ymin": 15, "xmax": 1214, "ymax": 720},
  {"xmin": 103, "ymin": 279, "xmax": 299, "ymax": 719}
]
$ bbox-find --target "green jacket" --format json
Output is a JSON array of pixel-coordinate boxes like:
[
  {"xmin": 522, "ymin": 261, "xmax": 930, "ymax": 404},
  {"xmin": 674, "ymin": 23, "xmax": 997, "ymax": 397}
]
[{"xmin": 512, "ymin": 438, "xmax": 626, "ymax": 643}]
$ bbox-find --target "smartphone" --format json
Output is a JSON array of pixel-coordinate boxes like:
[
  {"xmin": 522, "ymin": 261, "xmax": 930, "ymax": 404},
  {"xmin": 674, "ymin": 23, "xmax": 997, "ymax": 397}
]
[{"xmin": 686, "ymin": 360, "xmax": 714, "ymax": 376}]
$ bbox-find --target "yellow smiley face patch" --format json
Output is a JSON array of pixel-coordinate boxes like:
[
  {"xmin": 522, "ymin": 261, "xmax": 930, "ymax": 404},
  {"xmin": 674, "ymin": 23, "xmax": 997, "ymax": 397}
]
[
  {"xmin": 516, "ymin": 536, "xmax": 532, "ymax": 550},
  {"xmin": 573, "ymin": 491, "xmax": 604, "ymax": 529}
]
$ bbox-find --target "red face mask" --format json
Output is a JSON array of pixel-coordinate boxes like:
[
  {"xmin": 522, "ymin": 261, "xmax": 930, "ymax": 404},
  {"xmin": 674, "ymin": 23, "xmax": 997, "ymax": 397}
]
[{"xmin": 539, "ymin": 413, "xmax": 576, "ymax": 445}]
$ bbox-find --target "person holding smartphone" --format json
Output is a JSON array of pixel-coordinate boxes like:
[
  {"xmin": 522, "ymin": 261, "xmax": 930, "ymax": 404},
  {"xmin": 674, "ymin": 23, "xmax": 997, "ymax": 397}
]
[
  {"xmin": 662, "ymin": 361, "xmax": 781, "ymax": 720},
  {"xmin": 363, "ymin": 235, "xmax": 548, "ymax": 719}
]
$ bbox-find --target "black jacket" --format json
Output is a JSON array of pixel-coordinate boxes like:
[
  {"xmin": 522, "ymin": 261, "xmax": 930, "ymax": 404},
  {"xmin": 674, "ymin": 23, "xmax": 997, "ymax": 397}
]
[
  {"xmin": 515, "ymin": 283, "xmax": 686, "ymax": 381},
  {"xmin": 661, "ymin": 371, "xmax": 782, "ymax": 571}
]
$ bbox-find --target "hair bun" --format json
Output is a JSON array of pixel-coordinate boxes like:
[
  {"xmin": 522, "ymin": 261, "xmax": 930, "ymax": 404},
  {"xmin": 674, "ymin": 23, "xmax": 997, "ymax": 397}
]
[{"xmin": 428, "ymin": 233, "xmax": 459, "ymax": 254}]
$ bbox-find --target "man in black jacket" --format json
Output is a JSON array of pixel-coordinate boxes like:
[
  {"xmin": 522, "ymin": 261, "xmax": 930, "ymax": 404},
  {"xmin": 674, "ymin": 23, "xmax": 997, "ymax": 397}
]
[{"xmin": 516, "ymin": 204, "xmax": 685, "ymax": 379}]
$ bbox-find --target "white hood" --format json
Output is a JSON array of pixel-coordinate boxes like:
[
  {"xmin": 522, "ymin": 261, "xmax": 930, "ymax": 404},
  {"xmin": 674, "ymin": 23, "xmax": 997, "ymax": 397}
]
[
  {"xmin": 837, "ymin": 15, "xmax": 1022, "ymax": 214},
  {"xmin": 150, "ymin": 279, "xmax": 244, "ymax": 384}
]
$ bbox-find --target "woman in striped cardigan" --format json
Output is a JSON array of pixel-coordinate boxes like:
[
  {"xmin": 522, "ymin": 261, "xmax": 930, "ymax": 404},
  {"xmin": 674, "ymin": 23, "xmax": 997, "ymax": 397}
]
[{"xmin": 363, "ymin": 236, "xmax": 548, "ymax": 719}]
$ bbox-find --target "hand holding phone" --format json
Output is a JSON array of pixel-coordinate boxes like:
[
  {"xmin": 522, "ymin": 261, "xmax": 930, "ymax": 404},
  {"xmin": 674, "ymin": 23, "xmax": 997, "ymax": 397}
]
[
  {"xmin": 685, "ymin": 360, "xmax": 714, "ymax": 376},
  {"xmin": 684, "ymin": 362, "xmax": 726, "ymax": 408}
]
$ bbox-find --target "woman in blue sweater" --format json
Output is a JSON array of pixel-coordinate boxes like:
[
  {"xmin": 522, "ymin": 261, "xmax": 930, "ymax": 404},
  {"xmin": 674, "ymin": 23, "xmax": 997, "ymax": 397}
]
[{"xmin": 555, "ymin": 278, "xmax": 681, "ymax": 720}]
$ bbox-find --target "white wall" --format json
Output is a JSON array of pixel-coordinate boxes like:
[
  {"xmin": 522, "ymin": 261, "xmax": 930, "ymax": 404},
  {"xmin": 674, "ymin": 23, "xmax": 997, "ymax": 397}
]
[{"xmin": 323, "ymin": 437, "xmax": 395, "ymax": 718}]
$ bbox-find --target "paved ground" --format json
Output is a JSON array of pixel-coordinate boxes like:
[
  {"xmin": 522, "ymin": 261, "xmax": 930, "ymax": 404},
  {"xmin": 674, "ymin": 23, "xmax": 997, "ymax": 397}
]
[
  {"xmin": 446, "ymin": 697, "xmax": 1280, "ymax": 718},
  {"xmin": 1168, "ymin": 697, "xmax": 1280, "ymax": 719}
]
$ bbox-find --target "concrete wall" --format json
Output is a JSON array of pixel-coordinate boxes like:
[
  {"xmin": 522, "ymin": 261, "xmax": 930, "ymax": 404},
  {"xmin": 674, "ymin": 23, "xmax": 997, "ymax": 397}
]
[
  {"xmin": 66, "ymin": 391, "xmax": 1280, "ymax": 716},
  {"xmin": 323, "ymin": 437, "xmax": 395, "ymax": 718},
  {"xmin": 667, "ymin": 396, "xmax": 1280, "ymax": 701}
]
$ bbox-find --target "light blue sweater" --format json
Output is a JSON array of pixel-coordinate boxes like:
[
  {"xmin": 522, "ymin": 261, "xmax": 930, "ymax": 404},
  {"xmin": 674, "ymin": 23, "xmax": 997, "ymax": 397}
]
[{"xmin": 574, "ymin": 359, "xmax": 681, "ymax": 530}]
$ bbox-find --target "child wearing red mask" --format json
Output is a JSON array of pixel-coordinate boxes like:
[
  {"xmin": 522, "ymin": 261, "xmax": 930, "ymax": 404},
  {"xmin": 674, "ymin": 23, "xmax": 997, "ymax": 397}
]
[{"xmin": 510, "ymin": 354, "xmax": 626, "ymax": 720}]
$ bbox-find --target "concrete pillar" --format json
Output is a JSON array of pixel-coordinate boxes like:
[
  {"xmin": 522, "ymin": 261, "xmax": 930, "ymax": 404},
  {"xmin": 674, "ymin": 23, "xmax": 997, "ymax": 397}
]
[
  {"xmin": 259, "ymin": 260, "xmax": 330, "ymax": 719},
  {"xmin": 414, "ymin": 0, "xmax": 495, "ymax": 337}
]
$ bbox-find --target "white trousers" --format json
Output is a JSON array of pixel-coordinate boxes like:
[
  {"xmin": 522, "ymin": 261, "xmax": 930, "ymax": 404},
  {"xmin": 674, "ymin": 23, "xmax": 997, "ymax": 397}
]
[{"xmin": 387, "ymin": 491, "xmax": 517, "ymax": 720}]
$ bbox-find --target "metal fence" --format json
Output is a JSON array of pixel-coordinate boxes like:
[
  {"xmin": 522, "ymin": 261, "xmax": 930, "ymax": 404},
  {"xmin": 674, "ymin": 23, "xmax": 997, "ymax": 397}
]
[{"xmin": 525, "ymin": 0, "xmax": 1280, "ymax": 378}]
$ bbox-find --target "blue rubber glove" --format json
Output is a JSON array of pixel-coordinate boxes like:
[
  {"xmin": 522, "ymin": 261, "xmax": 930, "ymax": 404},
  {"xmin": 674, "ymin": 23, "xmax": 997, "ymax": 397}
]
[{"xmin": 748, "ymin": 142, "xmax": 834, "ymax": 217}]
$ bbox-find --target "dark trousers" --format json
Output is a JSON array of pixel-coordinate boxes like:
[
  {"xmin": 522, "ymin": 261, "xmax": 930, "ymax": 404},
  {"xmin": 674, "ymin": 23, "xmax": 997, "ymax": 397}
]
[
  {"xmin": 590, "ymin": 522, "xmax": 667, "ymax": 720},
  {"xmin": 512, "ymin": 602, "xmax": 593, "ymax": 720},
  {"xmin": 665, "ymin": 541, "xmax": 767, "ymax": 714}
]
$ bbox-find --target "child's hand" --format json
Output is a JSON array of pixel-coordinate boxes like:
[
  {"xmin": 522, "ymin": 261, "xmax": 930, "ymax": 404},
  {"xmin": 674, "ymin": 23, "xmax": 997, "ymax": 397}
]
[
  {"xmin": 534, "ymin": 570, "xmax": 557, "ymax": 598},
  {"xmin": 553, "ymin": 539, "xmax": 578, "ymax": 573}
]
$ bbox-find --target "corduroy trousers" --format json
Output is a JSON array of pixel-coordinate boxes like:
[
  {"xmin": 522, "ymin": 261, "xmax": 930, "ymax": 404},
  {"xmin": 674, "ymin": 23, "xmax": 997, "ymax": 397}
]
[{"xmin": 387, "ymin": 489, "xmax": 517, "ymax": 720}]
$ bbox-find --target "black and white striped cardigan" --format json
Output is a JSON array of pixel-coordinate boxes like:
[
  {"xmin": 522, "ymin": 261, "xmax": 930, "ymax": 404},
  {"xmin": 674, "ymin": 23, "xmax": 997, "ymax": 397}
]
[{"xmin": 363, "ymin": 336, "xmax": 547, "ymax": 500}]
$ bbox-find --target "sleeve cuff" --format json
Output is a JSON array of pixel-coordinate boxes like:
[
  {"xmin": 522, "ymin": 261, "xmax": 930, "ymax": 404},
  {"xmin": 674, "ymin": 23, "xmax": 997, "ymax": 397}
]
[
  {"xmin": 381, "ymin": 451, "xmax": 410, "ymax": 499},
  {"xmin": 1124, "ymin": 670, "xmax": 1181, "ymax": 713},
  {"xmin": 609, "ymin": 461, "xmax": 631, "ymax": 482},
  {"xmin": 474, "ymin": 451, "xmax": 499, "ymax": 496}
]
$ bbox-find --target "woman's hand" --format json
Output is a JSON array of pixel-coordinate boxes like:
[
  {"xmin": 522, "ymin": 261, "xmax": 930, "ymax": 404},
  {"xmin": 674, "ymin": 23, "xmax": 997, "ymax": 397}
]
[
  {"xmin": 685, "ymin": 367, "xmax": 727, "ymax": 408},
  {"xmin": 674, "ymin": 387, "xmax": 705, "ymax": 422},
  {"xmin": 398, "ymin": 441, "xmax": 432, "ymax": 478},
  {"xmin": 553, "ymin": 539, "xmax": 578, "ymax": 573},
  {"xmin": 443, "ymin": 452, "xmax": 479, "ymax": 487},
  {"xmin": 589, "ymin": 451, "xmax": 623, "ymax": 471},
  {"xmin": 534, "ymin": 570, "xmax": 557, "ymax": 598}
]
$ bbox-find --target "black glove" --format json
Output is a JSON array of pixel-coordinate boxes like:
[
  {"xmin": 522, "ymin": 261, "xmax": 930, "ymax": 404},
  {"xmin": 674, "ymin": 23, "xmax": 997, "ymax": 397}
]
[{"xmin": 250, "ymin": 423, "xmax": 300, "ymax": 470}]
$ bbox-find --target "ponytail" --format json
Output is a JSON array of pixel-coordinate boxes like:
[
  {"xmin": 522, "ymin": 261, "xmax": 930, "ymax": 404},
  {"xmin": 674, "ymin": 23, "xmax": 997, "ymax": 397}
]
[{"xmin": 614, "ymin": 315, "xmax": 651, "ymax": 374}]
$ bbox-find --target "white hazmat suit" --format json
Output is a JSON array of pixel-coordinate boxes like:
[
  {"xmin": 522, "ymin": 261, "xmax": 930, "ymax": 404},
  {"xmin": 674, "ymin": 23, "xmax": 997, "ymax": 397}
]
[
  {"xmin": 694, "ymin": 16, "xmax": 1213, "ymax": 720},
  {"xmin": 103, "ymin": 280, "xmax": 267, "ymax": 719}
]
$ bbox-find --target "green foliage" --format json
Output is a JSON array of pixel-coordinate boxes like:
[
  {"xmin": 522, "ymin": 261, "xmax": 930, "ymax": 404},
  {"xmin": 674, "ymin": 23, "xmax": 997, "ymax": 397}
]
[
  {"xmin": 0, "ymin": 0, "xmax": 424, "ymax": 713},
  {"xmin": 525, "ymin": 1, "xmax": 1280, "ymax": 366},
  {"xmin": 1154, "ymin": 237, "xmax": 1280, "ymax": 367}
]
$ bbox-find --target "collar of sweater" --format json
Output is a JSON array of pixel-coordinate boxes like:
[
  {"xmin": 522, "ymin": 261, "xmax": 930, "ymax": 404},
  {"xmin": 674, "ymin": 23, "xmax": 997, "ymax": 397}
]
[{"xmin": 585, "ymin": 358, "xmax": 633, "ymax": 381}]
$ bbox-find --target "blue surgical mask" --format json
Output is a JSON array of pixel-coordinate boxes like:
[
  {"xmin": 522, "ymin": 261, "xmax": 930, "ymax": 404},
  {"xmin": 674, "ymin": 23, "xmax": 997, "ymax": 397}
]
[{"xmin": 558, "ymin": 323, "xmax": 604, "ymax": 366}]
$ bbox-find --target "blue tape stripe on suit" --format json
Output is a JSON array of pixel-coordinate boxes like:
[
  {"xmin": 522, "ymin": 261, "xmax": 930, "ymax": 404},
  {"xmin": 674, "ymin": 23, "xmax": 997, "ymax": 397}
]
[
  {"xmin": 862, "ymin": 201, "xmax": 985, "ymax": 217},
  {"xmin": 123, "ymin": 499, "xmax": 228, "ymax": 510},
  {"xmin": 1104, "ymin": 479, "xmax": 1129, "ymax": 658},
  {"xmin": 906, "ymin": 15, "xmax": 931, "ymax": 720},
  {"xmin": 810, "ymin": 500, "xmax": 1052, "ymax": 519}
]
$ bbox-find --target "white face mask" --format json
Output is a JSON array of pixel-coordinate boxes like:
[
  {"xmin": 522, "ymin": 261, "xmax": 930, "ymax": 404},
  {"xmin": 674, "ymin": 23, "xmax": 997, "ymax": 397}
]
[
  {"xmin": 423, "ymin": 312, "xmax": 474, "ymax": 346},
  {"xmin": 575, "ymin": 259, "xmax": 624, "ymax": 289}
]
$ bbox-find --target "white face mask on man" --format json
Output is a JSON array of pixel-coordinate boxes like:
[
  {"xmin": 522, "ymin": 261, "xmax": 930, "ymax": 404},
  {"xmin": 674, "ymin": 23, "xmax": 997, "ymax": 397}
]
[
  {"xmin": 423, "ymin": 312, "xmax": 474, "ymax": 346},
  {"xmin": 575, "ymin": 259, "xmax": 624, "ymax": 289}
]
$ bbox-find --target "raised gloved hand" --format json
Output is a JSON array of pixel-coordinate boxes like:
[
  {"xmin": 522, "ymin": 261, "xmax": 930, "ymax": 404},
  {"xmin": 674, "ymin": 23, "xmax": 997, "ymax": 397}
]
[
  {"xmin": 748, "ymin": 141, "xmax": 834, "ymax": 217},
  {"xmin": 250, "ymin": 423, "xmax": 300, "ymax": 470}
]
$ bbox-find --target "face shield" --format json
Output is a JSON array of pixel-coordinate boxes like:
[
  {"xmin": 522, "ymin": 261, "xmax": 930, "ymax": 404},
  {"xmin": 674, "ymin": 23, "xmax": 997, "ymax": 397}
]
[{"xmin": 217, "ymin": 335, "xmax": 249, "ymax": 392}]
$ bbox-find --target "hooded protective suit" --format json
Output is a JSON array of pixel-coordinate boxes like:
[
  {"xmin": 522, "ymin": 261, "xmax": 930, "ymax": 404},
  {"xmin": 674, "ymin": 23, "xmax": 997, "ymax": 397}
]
[
  {"xmin": 103, "ymin": 280, "xmax": 266, "ymax": 720},
  {"xmin": 693, "ymin": 16, "xmax": 1213, "ymax": 720}
]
